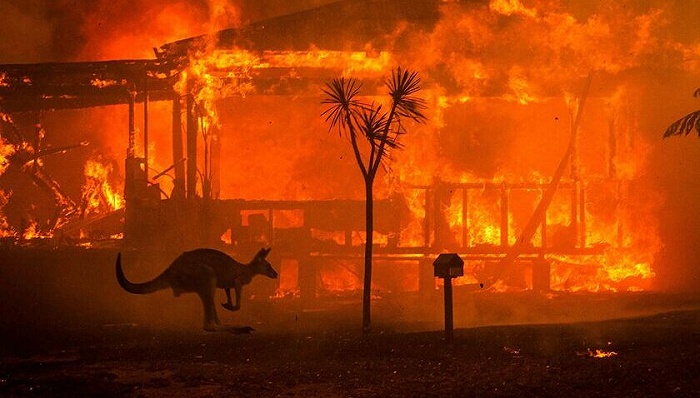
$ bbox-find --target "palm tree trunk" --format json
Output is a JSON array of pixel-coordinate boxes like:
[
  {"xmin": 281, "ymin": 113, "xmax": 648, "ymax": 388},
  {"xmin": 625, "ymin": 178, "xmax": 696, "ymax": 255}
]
[{"xmin": 362, "ymin": 177, "xmax": 374, "ymax": 333}]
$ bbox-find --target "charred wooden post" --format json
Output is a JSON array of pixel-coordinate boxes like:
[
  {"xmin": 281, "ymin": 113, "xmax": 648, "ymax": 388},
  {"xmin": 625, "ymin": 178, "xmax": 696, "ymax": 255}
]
[
  {"xmin": 540, "ymin": 188, "xmax": 547, "ymax": 249},
  {"xmin": 124, "ymin": 90, "xmax": 138, "ymax": 243},
  {"xmin": 143, "ymin": 73, "xmax": 149, "ymax": 181},
  {"xmin": 532, "ymin": 257, "xmax": 551, "ymax": 292},
  {"xmin": 424, "ymin": 187, "xmax": 432, "ymax": 249},
  {"xmin": 127, "ymin": 89, "xmax": 136, "ymax": 159},
  {"xmin": 185, "ymin": 82, "xmax": 198, "ymax": 199},
  {"xmin": 578, "ymin": 183, "xmax": 586, "ymax": 247},
  {"xmin": 461, "ymin": 188, "xmax": 468, "ymax": 249},
  {"xmin": 211, "ymin": 127, "xmax": 221, "ymax": 199},
  {"xmin": 500, "ymin": 183, "xmax": 509, "ymax": 248},
  {"xmin": 171, "ymin": 94, "xmax": 186, "ymax": 199},
  {"xmin": 570, "ymin": 109, "xmax": 579, "ymax": 248}
]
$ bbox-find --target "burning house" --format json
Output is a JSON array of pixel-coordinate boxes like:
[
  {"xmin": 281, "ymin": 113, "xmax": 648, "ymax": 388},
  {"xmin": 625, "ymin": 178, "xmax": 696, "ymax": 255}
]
[{"xmin": 1, "ymin": 0, "xmax": 698, "ymax": 302}]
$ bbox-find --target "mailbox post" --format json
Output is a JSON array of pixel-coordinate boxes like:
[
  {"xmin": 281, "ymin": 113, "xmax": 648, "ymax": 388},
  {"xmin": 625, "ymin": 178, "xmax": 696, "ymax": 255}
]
[{"xmin": 433, "ymin": 253, "xmax": 464, "ymax": 341}]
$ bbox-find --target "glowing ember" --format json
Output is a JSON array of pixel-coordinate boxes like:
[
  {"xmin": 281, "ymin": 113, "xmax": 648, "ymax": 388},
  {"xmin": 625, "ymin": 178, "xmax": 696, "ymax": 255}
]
[
  {"xmin": 586, "ymin": 348, "xmax": 618, "ymax": 358},
  {"xmin": 0, "ymin": 140, "xmax": 15, "ymax": 176},
  {"xmin": 90, "ymin": 78, "xmax": 123, "ymax": 88},
  {"xmin": 220, "ymin": 228, "xmax": 232, "ymax": 245}
]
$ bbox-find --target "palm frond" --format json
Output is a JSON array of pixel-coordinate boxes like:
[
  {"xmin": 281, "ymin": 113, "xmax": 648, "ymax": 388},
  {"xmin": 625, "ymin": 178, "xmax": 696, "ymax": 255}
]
[
  {"xmin": 358, "ymin": 104, "xmax": 389, "ymax": 143},
  {"xmin": 664, "ymin": 110, "xmax": 700, "ymax": 138},
  {"xmin": 321, "ymin": 77, "xmax": 364, "ymax": 132},
  {"xmin": 362, "ymin": 106, "xmax": 406, "ymax": 164},
  {"xmin": 386, "ymin": 67, "xmax": 427, "ymax": 123}
]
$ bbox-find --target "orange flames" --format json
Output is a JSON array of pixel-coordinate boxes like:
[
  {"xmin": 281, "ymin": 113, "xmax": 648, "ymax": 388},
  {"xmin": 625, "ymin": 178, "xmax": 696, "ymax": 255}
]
[
  {"xmin": 178, "ymin": 49, "xmax": 391, "ymax": 129},
  {"xmin": 0, "ymin": 189, "xmax": 13, "ymax": 238},
  {"xmin": 583, "ymin": 348, "xmax": 619, "ymax": 358},
  {"xmin": 3, "ymin": 0, "xmax": 697, "ymax": 296},
  {"xmin": 90, "ymin": 78, "xmax": 123, "ymax": 88},
  {"xmin": 81, "ymin": 159, "xmax": 124, "ymax": 216}
]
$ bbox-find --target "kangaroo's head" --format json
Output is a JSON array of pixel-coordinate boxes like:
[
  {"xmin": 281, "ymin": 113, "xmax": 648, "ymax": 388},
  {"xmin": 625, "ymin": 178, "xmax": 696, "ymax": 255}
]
[{"xmin": 251, "ymin": 247, "xmax": 278, "ymax": 279}]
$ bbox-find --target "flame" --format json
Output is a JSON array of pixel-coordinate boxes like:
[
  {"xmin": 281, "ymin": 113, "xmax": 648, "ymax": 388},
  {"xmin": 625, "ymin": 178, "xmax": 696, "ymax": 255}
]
[
  {"xmin": 22, "ymin": 219, "xmax": 51, "ymax": 240},
  {"xmin": 0, "ymin": 139, "xmax": 15, "ymax": 176},
  {"xmin": 2, "ymin": 0, "xmax": 692, "ymax": 295},
  {"xmin": 81, "ymin": 159, "xmax": 124, "ymax": 216},
  {"xmin": 504, "ymin": 69, "xmax": 540, "ymax": 105},
  {"xmin": 90, "ymin": 78, "xmax": 123, "ymax": 88},
  {"xmin": 490, "ymin": 0, "xmax": 537, "ymax": 18},
  {"xmin": 0, "ymin": 189, "xmax": 15, "ymax": 238},
  {"xmin": 273, "ymin": 258, "xmax": 301, "ymax": 299},
  {"xmin": 177, "ymin": 49, "xmax": 391, "ymax": 129},
  {"xmin": 399, "ymin": 188, "xmax": 427, "ymax": 247},
  {"xmin": 220, "ymin": 228, "xmax": 232, "ymax": 245},
  {"xmin": 586, "ymin": 348, "xmax": 618, "ymax": 358},
  {"xmin": 320, "ymin": 260, "xmax": 362, "ymax": 293},
  {"xmin": 263, "ymin": 50, "xmax": 391, "ymax": 77}
]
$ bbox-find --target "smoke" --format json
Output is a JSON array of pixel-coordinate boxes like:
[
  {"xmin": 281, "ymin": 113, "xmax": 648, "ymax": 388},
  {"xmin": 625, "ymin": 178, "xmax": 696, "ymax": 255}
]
[
  {"xmin": 0, "ymin": 1, "xmax": 344, "ymax": 63},
  {"xmin": 1, "ymin": 0, "xmax": 699, "ymax": 292},
  {"xmin": 0, "ymin": 1, "xmax": 54, "ymax": 63},
  {"xmin": 0, "ymin": 0, "xmax": 243, "ymax": 63}
]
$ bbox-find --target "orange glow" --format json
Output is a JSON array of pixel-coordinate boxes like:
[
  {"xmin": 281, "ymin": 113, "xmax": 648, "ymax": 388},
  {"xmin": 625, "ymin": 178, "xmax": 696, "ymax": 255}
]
[
  {"xmin": 90, "ymin": 78, "xmax": 123, "ymax": 88},
  {"xmin": 0, "ymin": 189, "xmax": 14, "ymax": 238},
  {"xmin": 273, "ymin": 259, "xmax": 301, "ymax": 299},
  {"xmin": 81, "ymin": 159, "xmax": 124, "ymax": 216},
  {"xmin": 220, "ymin": 228, "xmax": 232, "ymax": 245},
  {"xmin": 320, "ymin": 260, "xmax": 362, "ymax": 293},
  {"xmin": 489, "ymin": 0, "xmax": 537, "ymax": 18},
  {"xmin": 3, "ymin": 0, "xmax": 692, "ymax": 296},
  {"xmin": 0, "ymin": 139, "xmax": 15, "ymax": 176},
  {"xmin": 586, "ymin": 348, "xmax": 618, "ymax": 358},
  {"xmin": 22, "ymin": 220, "xmax": 51, "ymax": 240},
  {"xmin": 177, "ymin": 49, "xmax": 391, "ymax": 130},
  {"xmin": 399, "ymin": 189, "xmax": 426, "ymax": 247}
]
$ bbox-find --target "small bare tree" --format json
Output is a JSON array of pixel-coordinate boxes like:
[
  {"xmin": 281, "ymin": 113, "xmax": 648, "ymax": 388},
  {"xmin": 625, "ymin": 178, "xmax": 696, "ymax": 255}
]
[{"xmin": 322, "ymin": 67, "xmax": 426, "ymax": 333}]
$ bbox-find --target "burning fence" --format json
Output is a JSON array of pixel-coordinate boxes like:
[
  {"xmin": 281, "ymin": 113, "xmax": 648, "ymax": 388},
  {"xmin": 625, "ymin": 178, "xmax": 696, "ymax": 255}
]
[{"xmin": 1, "ymin": 0, "xmax": 697, "ymax": 296}]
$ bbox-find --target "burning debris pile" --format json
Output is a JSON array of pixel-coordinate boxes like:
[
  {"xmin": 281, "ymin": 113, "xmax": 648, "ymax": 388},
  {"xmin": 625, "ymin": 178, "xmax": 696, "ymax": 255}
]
[{"xmin": 1, "ymin": 0, "xmax": 698, "ymax": 294}]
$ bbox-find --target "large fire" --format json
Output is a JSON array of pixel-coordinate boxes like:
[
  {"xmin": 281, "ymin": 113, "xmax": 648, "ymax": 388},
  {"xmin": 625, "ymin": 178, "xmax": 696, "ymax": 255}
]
[{"xmin": 1, "ymin": 0, "xmax": 698, "ymax": 295}]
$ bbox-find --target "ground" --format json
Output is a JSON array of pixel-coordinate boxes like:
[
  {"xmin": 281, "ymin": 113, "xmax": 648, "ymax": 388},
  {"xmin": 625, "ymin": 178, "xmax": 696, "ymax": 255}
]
[
  {"xmin": 0, "ymin": 249, "xmax": 698, "ymax": 396},
  {"xmin": 1, "ymin": 308, "xmax": 699, "ymax": 397}
]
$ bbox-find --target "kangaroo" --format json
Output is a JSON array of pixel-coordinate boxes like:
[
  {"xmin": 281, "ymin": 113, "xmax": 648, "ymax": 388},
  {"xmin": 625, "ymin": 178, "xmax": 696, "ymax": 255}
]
[{"xmin": 116, "ymin": 247, "xmax": 278, "ymax": 331}]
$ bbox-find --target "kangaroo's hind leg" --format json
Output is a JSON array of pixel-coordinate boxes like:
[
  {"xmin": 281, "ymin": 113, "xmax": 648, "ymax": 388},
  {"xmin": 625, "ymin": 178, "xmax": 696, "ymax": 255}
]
[{"xmin": 197, "ymin": 274, "xmax": 220, "ymax": 332}]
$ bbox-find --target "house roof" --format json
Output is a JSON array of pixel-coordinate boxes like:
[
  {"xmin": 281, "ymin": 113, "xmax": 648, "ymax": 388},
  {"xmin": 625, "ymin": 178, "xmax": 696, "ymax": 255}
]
[{"xmin": 0, "ymin": 0, "xmax": 442, "ymax": 112}]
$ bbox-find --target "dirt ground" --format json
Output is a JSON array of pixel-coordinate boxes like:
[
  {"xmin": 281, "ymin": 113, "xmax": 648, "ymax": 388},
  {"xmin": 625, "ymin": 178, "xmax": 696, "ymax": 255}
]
[
  {"xmin": 1, "ymin": 306, "xmax": 699, "ymax": 397},
  {"xmin": 0, "ymin": 248, "xmax": 698, "ymax": 397}
]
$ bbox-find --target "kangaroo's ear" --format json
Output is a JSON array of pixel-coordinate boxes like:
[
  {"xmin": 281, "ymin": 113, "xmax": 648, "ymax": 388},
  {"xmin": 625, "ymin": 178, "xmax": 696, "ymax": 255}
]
[{"xmin": 259, "ymin": 247, "xmax": 271, "ymax": 258}]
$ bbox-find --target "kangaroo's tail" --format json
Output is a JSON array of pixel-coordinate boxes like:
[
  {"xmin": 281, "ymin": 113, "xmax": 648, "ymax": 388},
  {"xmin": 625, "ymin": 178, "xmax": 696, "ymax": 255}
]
[{"xmin": 116, "ymin": 253, "xmax": 169, "ymax": 294}]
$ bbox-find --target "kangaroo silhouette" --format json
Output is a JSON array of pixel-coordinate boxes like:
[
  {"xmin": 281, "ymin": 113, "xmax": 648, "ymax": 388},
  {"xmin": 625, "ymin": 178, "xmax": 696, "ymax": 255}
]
[{"xmin": 116, "ymin": 247, "xmax": 277, "ymax": 331}]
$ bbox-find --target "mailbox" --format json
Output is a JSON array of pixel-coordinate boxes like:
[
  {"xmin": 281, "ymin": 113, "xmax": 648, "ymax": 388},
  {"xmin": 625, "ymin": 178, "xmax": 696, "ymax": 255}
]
[{"xmin": 433, "ymin": 253, "xmax": 464, "ymax": 278}]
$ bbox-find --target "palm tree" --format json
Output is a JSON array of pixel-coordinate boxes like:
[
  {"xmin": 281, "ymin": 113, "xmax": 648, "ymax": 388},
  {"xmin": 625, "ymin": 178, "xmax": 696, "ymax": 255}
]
[
  {"xmin": 664, "ymin": 88, "xmax": 700, "ymax": 138},
  {"xmin": 322, "ymin": 67, "xmax": 426, "ymax": 333}
]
